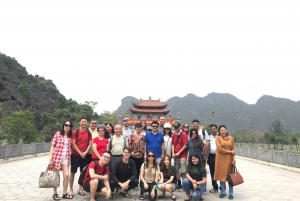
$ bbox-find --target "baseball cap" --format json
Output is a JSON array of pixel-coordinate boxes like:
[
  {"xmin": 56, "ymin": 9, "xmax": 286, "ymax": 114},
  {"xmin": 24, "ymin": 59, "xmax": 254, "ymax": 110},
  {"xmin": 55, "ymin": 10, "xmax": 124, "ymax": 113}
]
[
  {"xmin": 164, "ymin": 123, "xmax": 172, "ymax": 129},
  {"xmin": 174, "ymin": 122, "xmax": 181, "ymax": 128},
  {"xmin": 123, "ymin": 118, "xmax": 129, "ymax": 122}
]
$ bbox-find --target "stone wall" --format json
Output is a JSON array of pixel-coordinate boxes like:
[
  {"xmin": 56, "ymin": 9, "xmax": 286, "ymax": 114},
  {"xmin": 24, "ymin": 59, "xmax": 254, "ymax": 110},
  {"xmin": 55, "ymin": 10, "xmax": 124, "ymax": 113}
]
[{"xmin": 235, "ymin": 146, "xmax": 300, "ymax": 168}]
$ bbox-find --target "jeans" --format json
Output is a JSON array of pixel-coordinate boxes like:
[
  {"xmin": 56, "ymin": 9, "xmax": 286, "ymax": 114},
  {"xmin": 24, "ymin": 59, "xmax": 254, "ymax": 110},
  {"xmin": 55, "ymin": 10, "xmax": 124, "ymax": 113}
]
[
  {"xmin": 220, "ymin": 182, "xmax": 233, "ymax": 196},
  {"xmin": 182, "ymin": 178, "xmax": 205, "ymax": 199}
]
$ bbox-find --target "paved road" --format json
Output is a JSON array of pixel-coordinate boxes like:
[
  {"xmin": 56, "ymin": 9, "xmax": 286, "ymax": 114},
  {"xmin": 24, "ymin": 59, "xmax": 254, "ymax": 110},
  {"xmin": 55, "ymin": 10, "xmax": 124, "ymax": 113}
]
[{"xmin": 0, "ymin": 155, "xmax": 298, "ymax": 201}]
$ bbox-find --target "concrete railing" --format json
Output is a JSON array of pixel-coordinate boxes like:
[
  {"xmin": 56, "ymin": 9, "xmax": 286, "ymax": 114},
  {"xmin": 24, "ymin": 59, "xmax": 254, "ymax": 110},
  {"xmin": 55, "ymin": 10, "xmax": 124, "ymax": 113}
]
[
  {"xmin": 235, "ymin": 146, "xmax": 300, "ymax": 168},
  {"xmin": 0, "ymin": 139, "xmax": 51, "ymax": 160}
]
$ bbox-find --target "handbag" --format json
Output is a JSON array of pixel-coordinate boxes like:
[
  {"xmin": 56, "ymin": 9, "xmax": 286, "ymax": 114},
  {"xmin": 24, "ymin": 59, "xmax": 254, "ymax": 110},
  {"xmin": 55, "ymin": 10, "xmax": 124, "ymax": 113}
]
[
  {"xmin": 38, "ymin": 166, "xmax": 60, "ymax": 188},
  {"xmin": 227, "ymin": 165, "xmax": 244, "ymax": 186}
]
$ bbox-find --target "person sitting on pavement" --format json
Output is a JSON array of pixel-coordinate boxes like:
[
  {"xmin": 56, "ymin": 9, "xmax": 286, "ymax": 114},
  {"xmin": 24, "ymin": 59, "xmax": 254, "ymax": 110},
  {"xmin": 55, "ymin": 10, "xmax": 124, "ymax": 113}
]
[
  {"xmin": 109, "ymin": 147, "xmax": 139, "ymax": 198},
  {"xmin": 139, "ymin": 150, "xmax": 160, "ymax": 201},
  {"xmin": 158, "ymin": 154, "xmax": 177, "ymax": 201},
  {"xmin": 183, "ymin": 154, "xmax": 207, "ymax": 201},
  {"xmin": 82, "ymin": 151, "xmax": 113, "ymax": 201}
]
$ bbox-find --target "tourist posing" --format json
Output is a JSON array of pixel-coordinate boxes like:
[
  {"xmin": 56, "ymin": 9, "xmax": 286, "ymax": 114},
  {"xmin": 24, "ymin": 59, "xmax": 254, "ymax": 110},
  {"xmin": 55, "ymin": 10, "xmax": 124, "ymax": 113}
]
[
  {"xmin": 214, "ymin": 125, "xmax": 236, "ymax": 200},
  {"xmin": 139, "ymin": 150, "xmax": 160, "ymax": 201},
  {"xmin": 104, "ymin": 123, "xmax": 114, "ymax": 139},
  {"xmin": 91, "ymin": 125, "xmax": 109, "ymax": 161},
  {"xmin": 158, "ymin": 155, "xmax": 176, "ymax": 201},
  {"xmin": 109, "ymin": 147, "xmax": 138, "ymax": 198},
  {"xmin": 183, "ymin": 154, "xmax": 207, "ymax": 201},
  {"xmin": 207, "ymin": 124, "xmax": 219, "ymax": 193},
  {"xmin": 49, "ymin": 121, "xmax": 73, "ymax": 200},
  {"xmin": 82, "ymin": 151, "xmax": 113, "ymax": 201},
  {"xmin": 122, "ymin": 118, "xmax": 133, "ymax": 139}
]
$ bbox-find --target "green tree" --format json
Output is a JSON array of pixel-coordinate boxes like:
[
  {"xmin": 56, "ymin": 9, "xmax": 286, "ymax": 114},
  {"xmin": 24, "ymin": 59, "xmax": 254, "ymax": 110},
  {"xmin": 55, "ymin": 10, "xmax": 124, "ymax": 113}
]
[
  {"xmin": 18, "ymin": 81, "xmax": 33, "ymax": 101},
  {"xmin": 269, "ymin": 118, "xmax": 284, "ymax": 136},
  {"xmin": 0, "ymin": 111, "xmax": 40, "ymax": 144},
  {"xmin": 99, "ymin": 111, "xmax": 118, "ymax": 125}
]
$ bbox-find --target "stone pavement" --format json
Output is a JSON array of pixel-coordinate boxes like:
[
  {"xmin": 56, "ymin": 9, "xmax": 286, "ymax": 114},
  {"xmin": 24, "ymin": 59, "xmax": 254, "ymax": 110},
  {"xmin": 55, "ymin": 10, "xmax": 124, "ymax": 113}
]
[{"xmin": 0, "ymin": 155, "xmax": 299, "ymax": 201}]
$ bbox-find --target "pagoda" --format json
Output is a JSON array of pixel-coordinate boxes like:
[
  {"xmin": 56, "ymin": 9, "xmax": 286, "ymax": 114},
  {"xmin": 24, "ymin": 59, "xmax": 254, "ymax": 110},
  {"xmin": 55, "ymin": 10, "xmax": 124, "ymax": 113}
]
[{"xmin": 128, "ymin": 97, "xmax": 174, "ymax": 126}]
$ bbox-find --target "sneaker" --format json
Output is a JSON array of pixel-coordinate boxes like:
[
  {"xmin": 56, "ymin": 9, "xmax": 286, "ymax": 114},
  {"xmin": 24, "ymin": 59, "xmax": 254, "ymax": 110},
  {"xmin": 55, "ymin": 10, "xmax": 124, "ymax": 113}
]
[
  {"xmin": 219, "ymin": 194, "xmax": 226, "ymax": 198},
  {"xmin": 209, "ymin": 189, "xmax": 217, "ymax": 193},
  {"xmin": 203, "ymin": 188, "xmax": 206, "ymax": 194},
  {"xmin": 228, "ymin": 195, "xmax": 234, "ymax": 200}
]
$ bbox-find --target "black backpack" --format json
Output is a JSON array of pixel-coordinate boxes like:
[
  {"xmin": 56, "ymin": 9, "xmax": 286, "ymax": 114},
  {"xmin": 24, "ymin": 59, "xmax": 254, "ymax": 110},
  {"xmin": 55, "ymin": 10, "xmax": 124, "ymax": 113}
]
[{"xmin": 78, "ymin": 161, "xmax": 107, "ymax": 186}]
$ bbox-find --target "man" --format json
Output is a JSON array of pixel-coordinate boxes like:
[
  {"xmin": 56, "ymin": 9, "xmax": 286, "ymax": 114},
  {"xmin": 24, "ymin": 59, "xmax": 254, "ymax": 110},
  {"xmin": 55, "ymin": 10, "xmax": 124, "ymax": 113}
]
[
  {"xmin": 122, "ymin": 118, "xmax": 133, "ymax": 139},
  {"xmin": 158, "ymin": 116, "xmax": 166, "ymax": 133},
  {"xmin": 110, "ymin": 147, "xmax": 138, "ymax": 198},
  {"xmin": 82, "ymin": 151, "xmax": 113, "ymax": 201},
  {"xmin": 208, "ymin": 124, "xmax": 219, "ymax": 193},
  {"xmin": 172, "ymin": 122, "xmax": 188, "ymax": 190},
  {"xmin": 87, "ymin": 119, "xmax": 99, "ymax": 164},
  {"xmin": 144, "ymin": 121, "xmax": 164, "ymax": 165},
  {"xmin": 70, "ymin": 117, "xmax": 92, "ymax": 196}
]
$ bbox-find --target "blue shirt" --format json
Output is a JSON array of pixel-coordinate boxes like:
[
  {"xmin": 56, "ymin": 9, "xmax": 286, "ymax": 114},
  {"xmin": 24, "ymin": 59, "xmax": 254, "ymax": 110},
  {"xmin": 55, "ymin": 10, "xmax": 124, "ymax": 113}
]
[
  {"xmin": 145, "ymin": 132, "xmax": 164, "ymax": 157},
  {"xmin": 187, "ymin": 137, "xmax": 204, "ymax": 165}
]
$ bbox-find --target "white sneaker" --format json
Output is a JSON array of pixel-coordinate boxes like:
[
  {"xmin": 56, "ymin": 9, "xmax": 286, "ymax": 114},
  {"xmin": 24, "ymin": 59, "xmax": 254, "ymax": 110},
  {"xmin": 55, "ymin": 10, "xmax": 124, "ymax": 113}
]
[{"xmin": 209, "ymin": 189, "xmax": 217, "ymax": 193}]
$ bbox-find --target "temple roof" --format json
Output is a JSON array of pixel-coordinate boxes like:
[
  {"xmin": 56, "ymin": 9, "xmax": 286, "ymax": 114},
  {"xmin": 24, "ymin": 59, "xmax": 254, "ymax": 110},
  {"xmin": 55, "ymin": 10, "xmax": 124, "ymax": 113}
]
[
  {"xmin": 130, "ymin": 108, "xmax": 170, "ymax": 114},
  {"xmin": 133, "ymin": 99, "xmax": 167, "ymax": 108}
]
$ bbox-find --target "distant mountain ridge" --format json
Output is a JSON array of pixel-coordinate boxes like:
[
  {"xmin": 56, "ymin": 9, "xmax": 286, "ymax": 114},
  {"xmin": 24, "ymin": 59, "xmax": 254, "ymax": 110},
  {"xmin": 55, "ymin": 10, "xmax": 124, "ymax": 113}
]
[{"xmin": 117, "ymin": 93, "xmax": 300, "ymax": 133}]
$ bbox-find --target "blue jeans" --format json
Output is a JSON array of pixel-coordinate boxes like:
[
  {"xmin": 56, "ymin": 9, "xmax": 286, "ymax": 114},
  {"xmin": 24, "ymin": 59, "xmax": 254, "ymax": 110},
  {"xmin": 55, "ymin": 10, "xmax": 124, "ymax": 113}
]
[
  {"xmin": 183, "ymin": 178, "xmax": 205, "ymax": 199},
  {"xmin": 220, "ymin": 182, "xmax": 233, "ymax": 196}
]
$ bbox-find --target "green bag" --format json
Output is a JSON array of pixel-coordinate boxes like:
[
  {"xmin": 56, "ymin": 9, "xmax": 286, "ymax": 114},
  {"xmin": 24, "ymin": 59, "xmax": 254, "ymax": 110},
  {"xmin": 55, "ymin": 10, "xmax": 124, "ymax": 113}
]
[{"xmin": 38, "ymin": 166, "xmax": 60, "ymax": 188}]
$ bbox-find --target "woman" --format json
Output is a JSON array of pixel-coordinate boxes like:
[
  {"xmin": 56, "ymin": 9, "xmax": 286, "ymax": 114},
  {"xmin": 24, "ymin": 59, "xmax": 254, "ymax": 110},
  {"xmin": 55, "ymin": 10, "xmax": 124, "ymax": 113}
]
[
  {"xmin": 104, "ymin": 123, "xmax": 114, "ymax": 139},
  {"xmin": 158, "ymin": 155, "xmax": 176, "ymax": 201},
  {"xmin": 187, "ymin": 128, "xmax": 204, "ymax": 166},
  {"xmin": 182, "ymin": 123, "xmax": 190, "ymax": 139},
  {"xmin": 49, "ymin": 121, "xmax": 73, "ymax": 200},
  {"xmin": 183, "ymin": 154, "xmax": 206, "ymax": 201},
  {"xmin": 91, "ymin": 125, "xmax": 109, "ymax": 161},
  {"xmin": 128, "ymin": 123, "xmax": 145, "ymax": 181},
  {"xmin": 163, "ymin": 123, "xmax": 173, "ymax": 157},
  {"xmin": 140, "ymin": 120, "xmax": 147, "ymax": 135},
  {"xmin": 140, "ymin": 150, "xmax": 160, "ymax": 201},
  {"xmin": 214, "ymin": 125, "xmax": 236, "ymax": 200}
]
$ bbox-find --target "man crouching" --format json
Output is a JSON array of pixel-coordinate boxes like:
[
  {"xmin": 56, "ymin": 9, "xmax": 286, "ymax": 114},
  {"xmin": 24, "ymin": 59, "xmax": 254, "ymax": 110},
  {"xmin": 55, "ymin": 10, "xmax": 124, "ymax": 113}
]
[{"xmin": 82, "ymin": 151, "xmax": 113, "ymax": 201}]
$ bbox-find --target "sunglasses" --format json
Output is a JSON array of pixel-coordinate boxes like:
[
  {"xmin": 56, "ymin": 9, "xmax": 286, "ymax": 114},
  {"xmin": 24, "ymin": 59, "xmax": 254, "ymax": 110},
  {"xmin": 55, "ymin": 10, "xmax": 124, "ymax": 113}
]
[
  {"xmin": 152, "ymin": 126, "xmax": 158, "ymax": 128},
  {"xmin": 183, "ymin": 126, "xmax": 189, "ymax": 128},
  {"xmin": 64, "ymin": 124, "xmax": 71, "ymax": 127},
  {"xmin": 91, "ymin": 123, "xmax": 98, "ymax": 125},
  {"xmin": 148, "ymin": 155, "xmax": 155, "ymax": 158}
]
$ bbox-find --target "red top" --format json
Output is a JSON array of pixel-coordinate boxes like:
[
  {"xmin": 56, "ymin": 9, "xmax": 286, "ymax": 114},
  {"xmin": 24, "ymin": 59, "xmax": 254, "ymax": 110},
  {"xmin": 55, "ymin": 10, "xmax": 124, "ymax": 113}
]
[
  {"xmin": 91, "ymin": 137, "xmax": 109, "ymax": 159},
  {"xmin": 71, "ymin": 129, "xmax": 92, "ymax": 156},
  {"xmin": 83, "ymin": 161, "xmax": 109, "ymax": 185},
  {"xmin": 172, "ymin": 131, "xmax": 188, "ymax": 158}
]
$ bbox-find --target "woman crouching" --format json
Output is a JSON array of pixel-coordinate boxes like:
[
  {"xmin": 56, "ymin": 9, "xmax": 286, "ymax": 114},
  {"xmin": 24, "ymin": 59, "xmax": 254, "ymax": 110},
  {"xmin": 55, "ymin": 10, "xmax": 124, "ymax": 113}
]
[{"xmin": 183, "ymin": 154, "xmax": 207, "ymax": 201}]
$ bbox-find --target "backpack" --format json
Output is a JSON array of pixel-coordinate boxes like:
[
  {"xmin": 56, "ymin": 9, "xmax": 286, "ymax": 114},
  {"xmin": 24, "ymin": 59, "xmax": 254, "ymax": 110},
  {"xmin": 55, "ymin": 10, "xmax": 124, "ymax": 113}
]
[
  {"xmin": 78, "ymin": 161, "xmax": 107, "ymax": 186},
  {"xmin": 76, "ymin": 128, "xmax": 91, "ymax": 148},
  {"xmin": 109, "ymin": 135, "xmax": 126, "ymax": 152}
]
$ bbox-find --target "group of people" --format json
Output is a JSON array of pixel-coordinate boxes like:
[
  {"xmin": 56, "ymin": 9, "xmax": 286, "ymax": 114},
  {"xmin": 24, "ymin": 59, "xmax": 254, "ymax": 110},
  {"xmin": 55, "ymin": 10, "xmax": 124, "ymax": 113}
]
[{"xmin": 48, "ymin": 116, "xmax": 236, "ymax": 201}]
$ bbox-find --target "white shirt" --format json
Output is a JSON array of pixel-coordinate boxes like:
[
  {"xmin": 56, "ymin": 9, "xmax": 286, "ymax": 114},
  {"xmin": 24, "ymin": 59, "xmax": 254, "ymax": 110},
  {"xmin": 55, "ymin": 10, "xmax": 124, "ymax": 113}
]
[
  {"xmin": 199, "ymin": 129, "xmax": 209, "ymax": 140},
  {"xmin": 122, "ymin": 128, "xmax": 133, "ymax": 139},
  {"xmin": 163, "ymin": 135, "xmax": 172, "ymax": 156},
  {"xmin": 208, "ymin": 133, "xmax": 218, "ymax": 154}
]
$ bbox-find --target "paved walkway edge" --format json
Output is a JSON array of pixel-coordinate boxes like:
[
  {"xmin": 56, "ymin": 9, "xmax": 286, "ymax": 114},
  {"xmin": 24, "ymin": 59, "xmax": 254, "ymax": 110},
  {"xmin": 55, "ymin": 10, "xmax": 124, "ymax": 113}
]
[
  {"xmin": 236, "ymin": 155, "xmax": 300, "ymax": 173},
  {"xmin": 0, "ymin": 152, "xmax": 49, "ymax": 164}
]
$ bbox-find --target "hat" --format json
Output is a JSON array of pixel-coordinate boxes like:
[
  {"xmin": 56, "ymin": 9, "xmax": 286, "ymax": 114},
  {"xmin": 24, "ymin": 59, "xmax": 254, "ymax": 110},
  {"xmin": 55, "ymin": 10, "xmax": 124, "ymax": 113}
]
[
  {"xmin": 164, "ymin": 123, "xmax": 172, "ymax": 129},
  {"xmin": 174, "ymin": 122, "xmax": 181, "ymax": 128},
  {"xmin": 123, "ymin": 118, "xmax": 129, "ymax": 122}
]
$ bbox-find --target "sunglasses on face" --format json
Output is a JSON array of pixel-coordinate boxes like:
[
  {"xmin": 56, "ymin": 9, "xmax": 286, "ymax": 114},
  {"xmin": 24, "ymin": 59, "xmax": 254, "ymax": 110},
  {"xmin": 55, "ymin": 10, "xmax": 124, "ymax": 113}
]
[
  {"xmin": 64, "ymin": 124, "xmax": 71, "ymax": 127},
  {"xmin": 91, "ymin": 123, "xmax": 98, "ymax": 125},
  {"xmin": 183, "ymin": 126, "xmax": 189, "ymax": 128},
  {"xmin": 152, "ymin": 126, "xmax": 158, "ymax": 128},
  {"xmin": 148, "ymin": 155, "xmax": 154, "ymax": 158}
]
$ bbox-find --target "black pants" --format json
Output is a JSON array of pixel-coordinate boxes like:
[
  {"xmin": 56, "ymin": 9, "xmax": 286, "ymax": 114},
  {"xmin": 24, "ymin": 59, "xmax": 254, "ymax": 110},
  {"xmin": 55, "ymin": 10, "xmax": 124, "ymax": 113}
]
[
  {"xmin": 131, "ymin": 157, "xmax": 144, "ymax": 180},
  {"xmin": 208, "ymin": 154, "xmax": 218, "ymax": 190},
  {"xmin": 109, "ymin": 178, "xmax": 139, "ymax": 192},
  {"xmin": 140, "ymin": 181, "xmax": 157, "ymax": 201}
]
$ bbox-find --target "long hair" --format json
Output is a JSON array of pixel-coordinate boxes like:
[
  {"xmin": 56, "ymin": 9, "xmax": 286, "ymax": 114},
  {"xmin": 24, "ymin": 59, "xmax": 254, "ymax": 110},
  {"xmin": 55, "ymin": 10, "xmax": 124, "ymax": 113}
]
[
  {"xmin": 161, "ymin": 154, "xmax": 172, "ymax": 177},
  {"xmin": 188, "ymin": 153, "xmax": 202, "ymax": 170},
  {"xmin": 146, "ymin": 150, "xmax": 158, "ymax": 170},
  {"xmin": 60, "ymin": 120, "xmax": 73, "ymax": 138},
  {"xmin": 140, "ymin": 120, "xmax": 147, "ymax": 132},
  {"xmin": 190, "ymin": 128, "xmax": 201, "ymax": 151},
  {"xmin": 104, "ymin": 123, "xmax": 114, "ymax": 139},
  {"xmin": 163, "ymin": 128, "xmax": 173, "ymax": 137}
]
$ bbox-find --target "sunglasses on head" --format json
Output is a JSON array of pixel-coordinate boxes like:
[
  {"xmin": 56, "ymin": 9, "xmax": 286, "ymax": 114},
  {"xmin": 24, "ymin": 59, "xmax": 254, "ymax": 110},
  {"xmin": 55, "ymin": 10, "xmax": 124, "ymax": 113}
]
[
  {"xmin": 148, "ymin": 154, "xmax": 154, "ymax": 158},
  {"xmin": 64, "ymin": 124, "xmax": 71, "ymax": 127}
]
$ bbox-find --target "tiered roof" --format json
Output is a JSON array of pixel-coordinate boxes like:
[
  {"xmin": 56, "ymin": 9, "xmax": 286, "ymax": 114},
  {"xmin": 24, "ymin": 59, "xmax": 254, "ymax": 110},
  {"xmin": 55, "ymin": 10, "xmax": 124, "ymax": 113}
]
[{"xmin": 130, "ymin": 98, "xmax": 169, "ymax": 114}]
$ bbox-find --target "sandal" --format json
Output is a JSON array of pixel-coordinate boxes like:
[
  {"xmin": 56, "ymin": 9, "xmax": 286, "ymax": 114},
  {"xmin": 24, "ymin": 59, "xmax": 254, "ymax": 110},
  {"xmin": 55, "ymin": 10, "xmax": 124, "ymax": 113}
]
[
  {"xmin": 53, "ymin": 194, "xmax": 61, "ymax": 200},
  {"xmin": 139, "ymin": 195, "xmax": 145, "ymax": 200},
  {"xmin": 62, "ymin": 193, "xmax": 73, "ymax": 199},
  {"xmin": 109, "ymin": 193, "xmax": 115, "ymax": 200},
  {"xmin": 171, "ymin": 193, "xmax": 176, "ymax": 201},
  {"xmin": 77, "ymin": 191, "xmax": 86, "ymax": 196},
  {"xmin": 121, "ymin": 191, "xmax": 132, "ymax": 198},
  {"xmin": 184, "ymin": 195, "xmax": 191, "ymax": 201}
]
